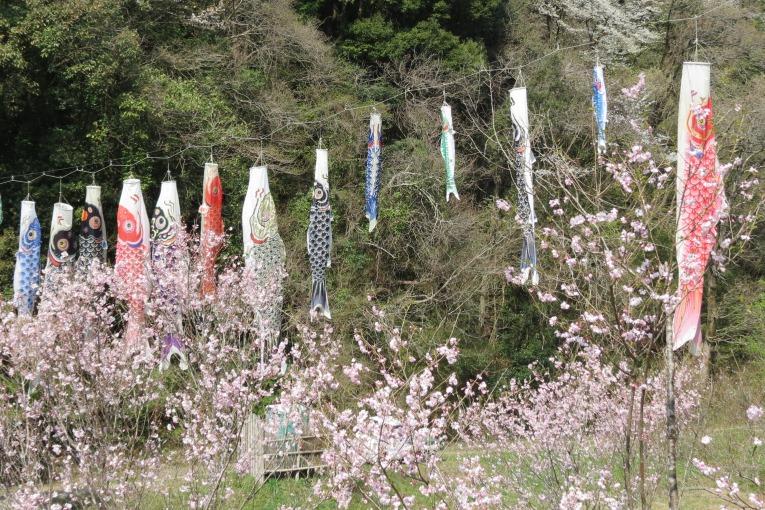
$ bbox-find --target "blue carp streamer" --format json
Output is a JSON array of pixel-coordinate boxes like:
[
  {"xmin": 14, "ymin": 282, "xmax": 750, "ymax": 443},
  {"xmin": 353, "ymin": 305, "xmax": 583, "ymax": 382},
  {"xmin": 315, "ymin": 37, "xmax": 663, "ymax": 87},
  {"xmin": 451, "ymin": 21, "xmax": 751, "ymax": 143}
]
[
  {"xmin": 13, "ymin": 200, "xmax": 42, "ymax": 315},
  {"xmin": 365, "ymin": 112, "xmax": 383, "ymax": 232},
  {"xmin": 593, "ymin": 65, "xmax": 608, "ymax": 154}
]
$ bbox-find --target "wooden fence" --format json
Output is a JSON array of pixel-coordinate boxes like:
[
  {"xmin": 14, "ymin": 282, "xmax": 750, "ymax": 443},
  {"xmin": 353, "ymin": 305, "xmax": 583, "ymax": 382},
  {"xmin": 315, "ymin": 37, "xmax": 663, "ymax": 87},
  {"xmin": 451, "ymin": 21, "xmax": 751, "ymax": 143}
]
[{"xmin": 239, "ymin": 413, "xmax": 327, "ymax": 485}]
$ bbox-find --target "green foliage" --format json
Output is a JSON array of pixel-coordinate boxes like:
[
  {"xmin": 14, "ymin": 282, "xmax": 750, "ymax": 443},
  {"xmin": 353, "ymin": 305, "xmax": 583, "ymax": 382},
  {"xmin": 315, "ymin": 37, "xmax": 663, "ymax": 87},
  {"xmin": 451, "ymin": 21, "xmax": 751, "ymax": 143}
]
[
  {"xmin": 716, "ymin": 279, "xmax": 765, "ymax": 367},
  {"xmin": 0, "ymin": 228, "xmax": 16, "ymax": 300},
  {"xmin": 295, "ymin": 0, "xmax": 507, "ymax": 69},
  {"xmin": 339, "ymin": 16, "xmax": 487, "ymax": 69},
  {"xmin": 0, "ymin": 0, "xmax": 764, "ymax": 395}
]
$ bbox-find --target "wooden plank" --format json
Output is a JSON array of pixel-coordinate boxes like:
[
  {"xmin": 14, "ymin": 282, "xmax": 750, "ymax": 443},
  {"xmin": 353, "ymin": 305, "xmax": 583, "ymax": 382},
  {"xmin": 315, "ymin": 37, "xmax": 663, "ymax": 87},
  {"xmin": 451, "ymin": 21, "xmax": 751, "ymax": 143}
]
[{"xmin": 240, "ymin": 412, "xmax": 328, "ymax": 480}]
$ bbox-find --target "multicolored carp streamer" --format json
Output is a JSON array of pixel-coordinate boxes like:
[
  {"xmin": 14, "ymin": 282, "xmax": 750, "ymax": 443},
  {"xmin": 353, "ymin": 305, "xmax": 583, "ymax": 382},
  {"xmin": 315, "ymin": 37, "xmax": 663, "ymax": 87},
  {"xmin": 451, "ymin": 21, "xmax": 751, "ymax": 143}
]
[
  {"xmin": 115, "ymin": 178, "xmax": 151, "ymax": 346},
  {"xmin": 199, "ymin": 162, "xmax": 223, "ymax": 297},
  {"xmin": 440, "ymin": 103, "xmax": 460, "ymax": 202},
  {"xmin": 13, "ymin": 200, "xmax": 42, "ymax": 315},
  {"xmin": 152, "ymin": 180, "xmax": 188, "ymax": 370},
  {"xmin": 510, "ymin": 87, "xmax": 539, "ymax": 286},
  {"xmin": 364, "ymin": 112, "xmax": 383, "ymax": 232},
  {"xmin": 593, "ymin": 64, "xmax": 608, "ymax": 154},
  {"xmin": 152, "ymin": 180, "xmax": 182, "ymax": 252},
  {"xmin": 77, "ymin": 185, "xmax": 107, "ymax": 270},
  {"xmin": 308, "ymin": 149, "xmax": 332, "ymax": 320},
  {"xmin": 673, "ymin": 62, "xmax": 726, "ymax": 353},
  {"xmin": 243, "ymin": 165, "xmax": 286, "ymax": 344},
  {"xmin": 46, "ymin": 202, "xmax": 75, "ymax": 273}
]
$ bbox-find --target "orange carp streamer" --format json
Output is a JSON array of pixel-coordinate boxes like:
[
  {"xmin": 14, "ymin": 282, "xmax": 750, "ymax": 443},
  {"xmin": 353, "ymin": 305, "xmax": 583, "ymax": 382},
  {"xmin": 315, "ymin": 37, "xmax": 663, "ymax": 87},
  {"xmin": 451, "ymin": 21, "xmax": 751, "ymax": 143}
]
[
  {"xmin": 115, "ymin": 178, "xmax": 151, "ymax": 346},
  {"xmin": 199, "ymin": 162, "xmax": 224, "ymax": 297},
  {"xmin": 673, "ymin": 62, "xmax": 726, "ymax": 352}
]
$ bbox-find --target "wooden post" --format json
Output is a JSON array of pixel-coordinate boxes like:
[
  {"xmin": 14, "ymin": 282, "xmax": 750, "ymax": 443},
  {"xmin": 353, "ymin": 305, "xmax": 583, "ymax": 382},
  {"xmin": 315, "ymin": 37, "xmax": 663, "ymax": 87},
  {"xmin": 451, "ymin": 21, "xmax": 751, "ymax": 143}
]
[
  {"xmin": 241, "ymin": 413, "xmax": 265, "ymax": 486},
  {"xmin": 665, "ymin": 317, "xmax": 679, "ymax": 510},
  {"xmin": 254, "ymin": 415, "xmax": 264, "ymax": 486}
]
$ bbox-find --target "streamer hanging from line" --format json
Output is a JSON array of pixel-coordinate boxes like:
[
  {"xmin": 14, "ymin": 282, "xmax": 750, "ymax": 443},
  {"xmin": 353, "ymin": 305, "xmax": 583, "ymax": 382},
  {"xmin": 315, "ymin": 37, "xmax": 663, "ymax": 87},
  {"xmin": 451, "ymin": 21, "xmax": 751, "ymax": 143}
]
[
  {"xmin": 672, "ymin": 61, "xmax": 726, "ymax": 353},
  {"xmin": 440, "ymin": 102, "xmax": 460, "ymax": 202},
  {"xmin": 13, "ymin": 200, "xmax": 41, "ymax": 315},
  {"xmin": 243, "ymin": 165, "xmax": 286, "ymax": 348},
  {"xmin": 115, "ymin": 178, "xmax": 151, "ymax": 347},
  {"xmin": 365, "ymin": 112, "xmax": 383, "ymax": 232},
  {"xmin": 152, "ymin": 179, "xmax": 188, "ymax": 370},
  {"xmin": 593, "ymin": 64, "xmax": 608, "ymax": 154},
  {"xmin": 308, "ymin": 148, "xmax": 332, "ymax": 320},
  {"xmin": 510, "ymin": 87, "xmax": 539, "ymax": 286},
  {"xmin": 46, "ymin": 202, "xmax": 75, "ymax": 273},
  {"xmin": 199, "ymin": 162, "xmax": 223, "ymax": 297},
  {"xmin": 152, "ymin": 180, "xmax": 182, "ymax": 251},
  {"xmin": 77, "ymin": 185, "xmax": 107, "ymax": 271}
]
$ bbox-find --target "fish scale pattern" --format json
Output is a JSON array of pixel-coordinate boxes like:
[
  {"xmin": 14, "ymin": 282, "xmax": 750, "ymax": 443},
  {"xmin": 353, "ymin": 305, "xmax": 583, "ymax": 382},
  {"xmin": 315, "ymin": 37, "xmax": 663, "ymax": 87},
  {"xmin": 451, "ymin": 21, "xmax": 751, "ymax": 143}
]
[
  {"xmin": 308, "ymin": 176, "xmax": 332, "ymax": 319},
  {"xmin": 14, "ymin": 211, "xmax": 42, "ymax": 315},
  {"xmin": 365, "ymin": 113, "xmax": 382, "ymax": 231},
  {"xmin": 673, "ymin": 94, "xmax": 725, "ymax": 350},
  {"xmin": 308, "ymin": 195, "xmax": 331, "ymax": 282}
]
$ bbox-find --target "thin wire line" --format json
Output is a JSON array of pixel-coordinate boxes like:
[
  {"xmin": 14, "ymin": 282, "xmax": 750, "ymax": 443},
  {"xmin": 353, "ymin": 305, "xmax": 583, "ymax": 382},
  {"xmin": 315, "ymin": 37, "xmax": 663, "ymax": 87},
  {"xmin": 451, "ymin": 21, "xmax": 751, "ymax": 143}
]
[
  {"xmin": 0, "ymin": 144, "xmax": 211, "ymax": 187},
  {"xmin": 653, "ymin": 0, "xmax": 738, "ymax": 24},
  {"xmin": 0, "ymin": 41, "xmax": 591, "ymax": 187}
]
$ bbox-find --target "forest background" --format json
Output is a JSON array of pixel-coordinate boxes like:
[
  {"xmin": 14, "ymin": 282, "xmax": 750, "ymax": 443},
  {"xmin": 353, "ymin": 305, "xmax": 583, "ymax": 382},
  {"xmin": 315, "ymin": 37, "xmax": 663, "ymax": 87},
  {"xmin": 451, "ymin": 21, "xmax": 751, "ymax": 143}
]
[{"xmin": 0, "ymin": 0, "xmax": 763, "ymax": 386}]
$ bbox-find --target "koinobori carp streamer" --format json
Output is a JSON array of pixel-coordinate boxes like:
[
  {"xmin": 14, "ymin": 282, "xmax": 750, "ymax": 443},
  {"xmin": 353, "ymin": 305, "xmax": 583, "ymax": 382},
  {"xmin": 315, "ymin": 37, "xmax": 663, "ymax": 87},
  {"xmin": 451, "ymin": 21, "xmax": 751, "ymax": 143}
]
[
  {"xmin": 509, "ymin": 87, "xmax": 539, "ymax": 286},
  {"xmin": 115, "ymin": 178, "xmax": 151, "ymax": 346},
  {"xmin": 308, "ymin": 148, "xmax": 332, "ymax": 320},
  {"xmin": 672, "ymin": 61, "xmax": 726, "ymax": 353}
]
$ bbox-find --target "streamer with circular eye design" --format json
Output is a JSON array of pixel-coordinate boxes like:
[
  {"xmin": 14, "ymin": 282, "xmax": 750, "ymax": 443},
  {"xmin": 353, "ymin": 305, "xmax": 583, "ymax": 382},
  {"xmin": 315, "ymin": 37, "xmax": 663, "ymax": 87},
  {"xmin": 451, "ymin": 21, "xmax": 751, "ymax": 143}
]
[
  {"xmin": 46, "ymin": 202, "xmax": 75, "ymax": 272},
  {"xmin": 243, "ymin": 165, "xmax": 286, "ymax": 347},
  {"xmin": 152, "ymin": 180, "xmax": 188, "ymax": 370},
  {"xmin": 307, "ymin": 149, "xmax": 332, "ymax": 320},
  {"xmin": 365, "ymin": 112, "xmax": 383, "ymax": 232},
  {"xmin": 199, "ymin": 162, "xmax": 223, "ymax": 297},
  {"xmin": 115, "ymin": 178, "xmax": 151, "ymax": 347},
  {"xmin": 13, "ymin": 200, "xmax": 42, "ymax": 315},
  {"xmin": 77, "ymin": 185, "xmax": 108, "ymax": 271},
  {"xmin": 673, "ymin": 62, "xmax": 726, "ymax": 354}
]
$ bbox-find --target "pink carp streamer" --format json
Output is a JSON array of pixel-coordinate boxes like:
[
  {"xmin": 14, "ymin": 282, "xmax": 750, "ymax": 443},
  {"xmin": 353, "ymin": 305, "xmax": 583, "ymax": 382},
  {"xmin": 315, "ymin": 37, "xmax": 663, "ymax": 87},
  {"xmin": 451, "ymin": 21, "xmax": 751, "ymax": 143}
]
[
  {"xmin": 673, "ymin": 62, "xmax": 726, "ymax": 352},
  {"xmin": 199, "ymin": 162, "xmax": 223, "ymax": 297},
  {"xmin": 115, "ymin": 178, "xmax": 151, "ymax": 347}
]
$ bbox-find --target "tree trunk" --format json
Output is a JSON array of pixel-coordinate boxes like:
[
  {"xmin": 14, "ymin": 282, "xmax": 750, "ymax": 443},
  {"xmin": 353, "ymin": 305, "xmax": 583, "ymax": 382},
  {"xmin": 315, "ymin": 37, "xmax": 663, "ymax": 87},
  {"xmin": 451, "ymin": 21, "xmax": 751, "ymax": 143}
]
[
  {"xmin": 665, "ymin": 317, "xmax": 679, "ymax": 510},
  {"xmin": 624, "ymin": 385, "xmax": 636, "ymax": 509},
  {"xmin": 701, "ymin": 271, "xmax": 717, "ymax": 378},
  {"xmin": 639, "ymin": 386, "xmax": 647, "ymax": 510}
]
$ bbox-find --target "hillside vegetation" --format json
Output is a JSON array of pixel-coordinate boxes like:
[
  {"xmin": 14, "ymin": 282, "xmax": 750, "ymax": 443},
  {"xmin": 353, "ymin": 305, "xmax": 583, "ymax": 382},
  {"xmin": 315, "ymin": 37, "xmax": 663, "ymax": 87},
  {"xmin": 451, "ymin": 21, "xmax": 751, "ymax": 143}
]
[{"xmin": 1, "ymin": 0, "xmax": 762, "ymax": 382}]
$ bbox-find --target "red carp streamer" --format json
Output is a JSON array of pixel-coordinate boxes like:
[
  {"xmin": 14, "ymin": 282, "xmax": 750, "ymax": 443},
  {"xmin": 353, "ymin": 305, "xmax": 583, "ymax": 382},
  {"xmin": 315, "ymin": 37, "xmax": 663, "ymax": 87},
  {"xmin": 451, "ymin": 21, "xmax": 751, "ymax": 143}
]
[
  {"xmin": 673, "ymin": 62, "xmax": 726, "ymax": 352},
  {"xmin": 200, "ymin": 162, "xmax": 224, "ymax": 297},
  {"xmin": 115, "ymin": 178, "xmax": 151, "ymax": 346}
]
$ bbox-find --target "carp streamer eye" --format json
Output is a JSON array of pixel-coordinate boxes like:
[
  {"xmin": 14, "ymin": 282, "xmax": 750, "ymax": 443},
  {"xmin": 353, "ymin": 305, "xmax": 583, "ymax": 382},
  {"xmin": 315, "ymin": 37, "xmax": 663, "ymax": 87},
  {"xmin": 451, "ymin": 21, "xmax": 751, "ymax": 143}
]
[
  {"xmin": 155, "ymin": 216, "xmax": 167, "ymax": 229},
  {"xmin": 57, "ymin": 238, "xmax": 69, "ymax": 251}
]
